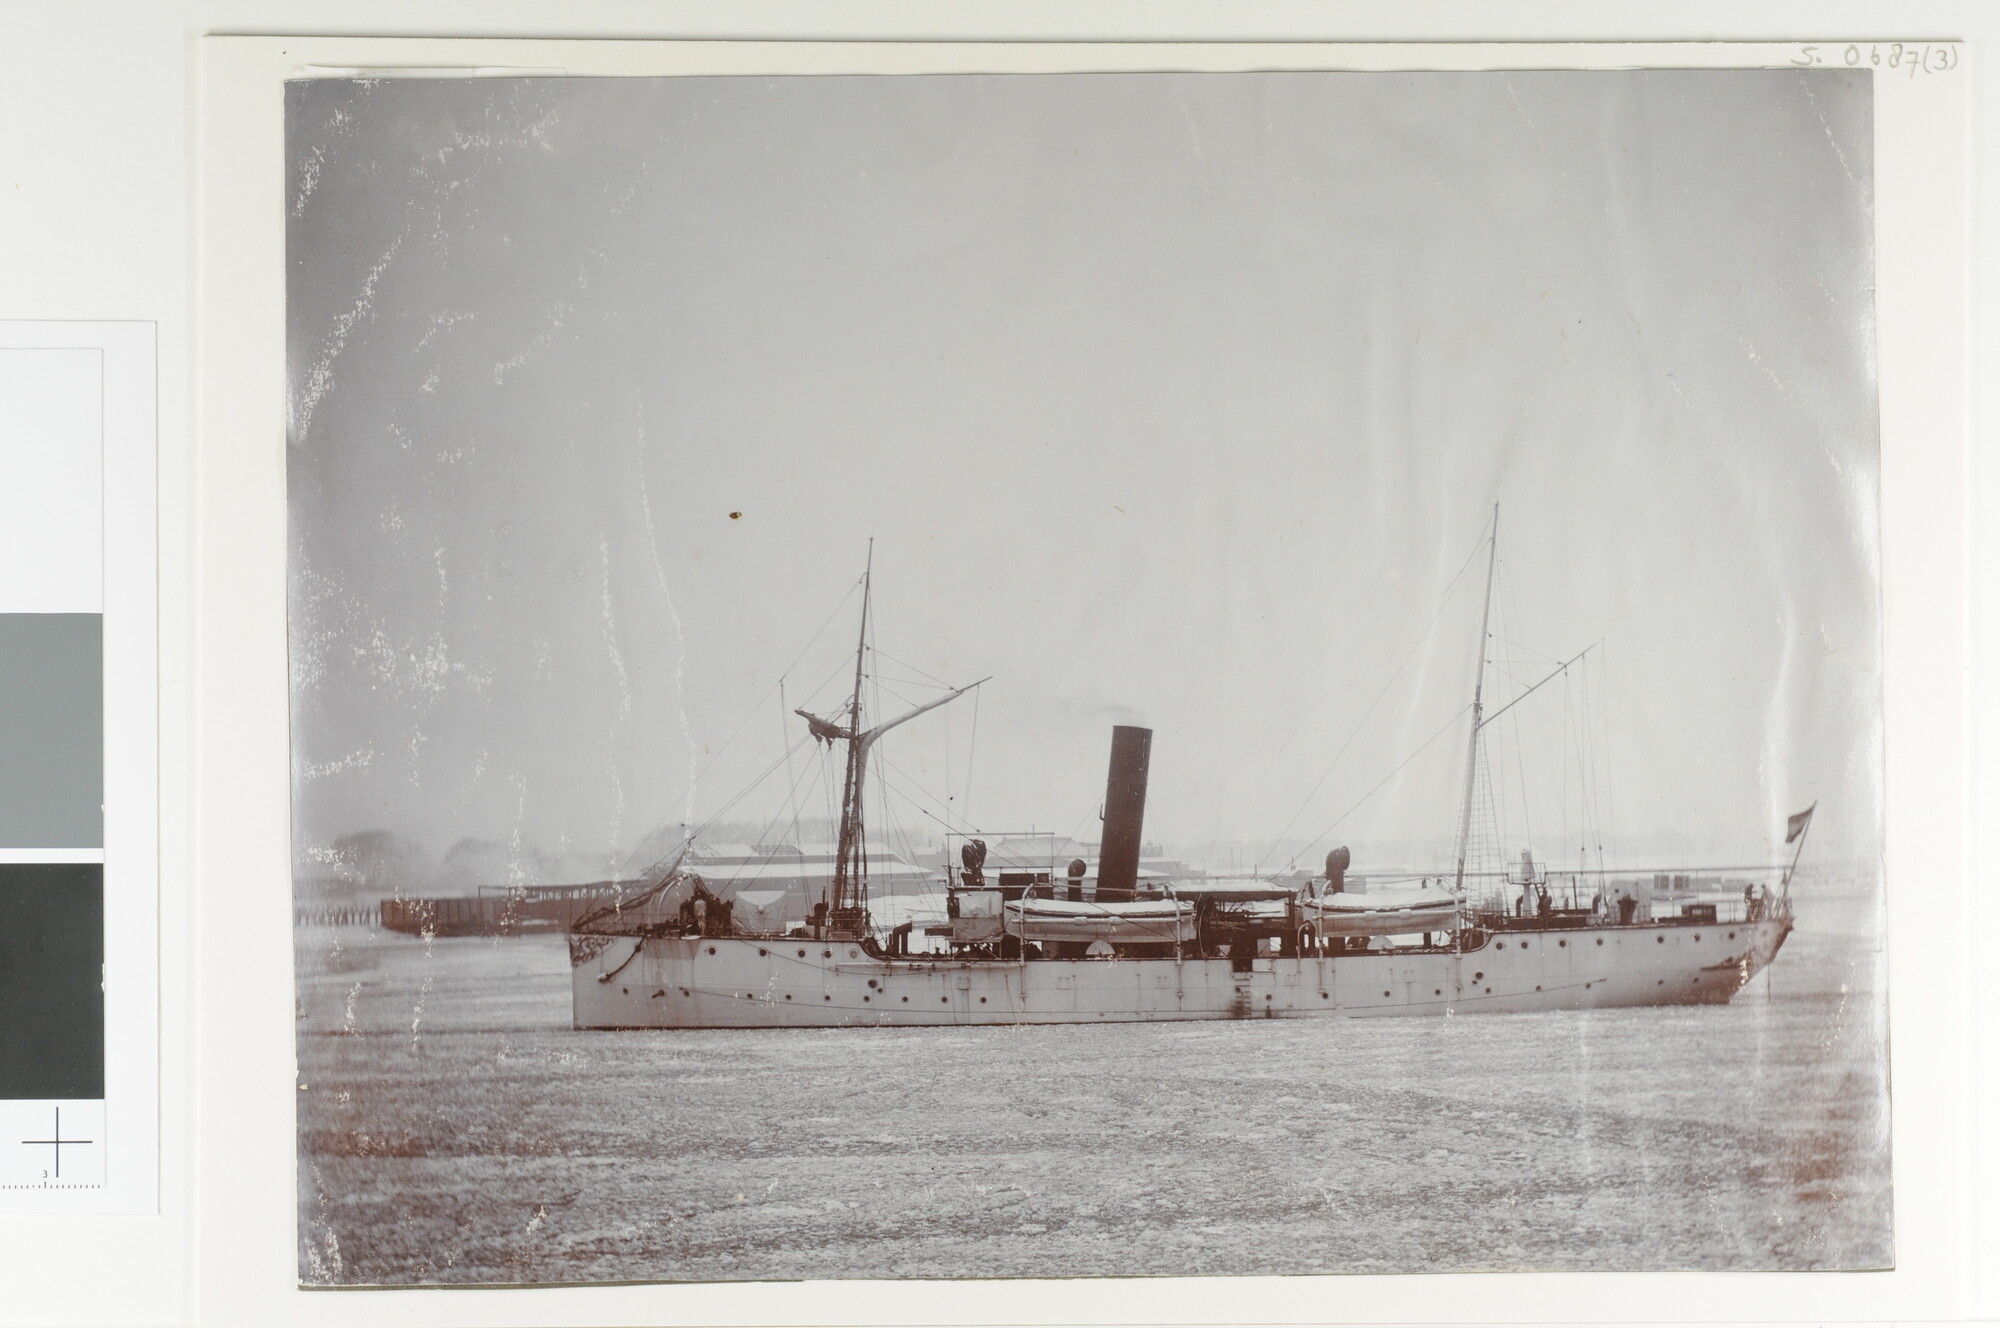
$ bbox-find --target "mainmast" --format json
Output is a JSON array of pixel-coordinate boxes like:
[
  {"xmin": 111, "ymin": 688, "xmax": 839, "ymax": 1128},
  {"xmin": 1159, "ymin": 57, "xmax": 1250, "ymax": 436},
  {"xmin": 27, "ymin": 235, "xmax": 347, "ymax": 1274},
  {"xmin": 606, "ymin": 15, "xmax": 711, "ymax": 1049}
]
[
  {"xmin": 1452, "ymin": 504, "xmax": 1499, "ymax": 896},
  {"xmin": 796, "ymin": 545, "xmax": 988, "ymax": 940}
]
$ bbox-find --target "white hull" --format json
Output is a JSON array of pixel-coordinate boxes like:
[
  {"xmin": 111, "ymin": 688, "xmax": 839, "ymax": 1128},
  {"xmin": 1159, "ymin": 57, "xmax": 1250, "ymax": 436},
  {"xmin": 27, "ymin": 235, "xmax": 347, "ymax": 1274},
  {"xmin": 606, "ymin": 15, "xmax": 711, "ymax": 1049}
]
[{"xmin": 571, "ymin": 916, "xmax": 1792, "ymax": 1029}]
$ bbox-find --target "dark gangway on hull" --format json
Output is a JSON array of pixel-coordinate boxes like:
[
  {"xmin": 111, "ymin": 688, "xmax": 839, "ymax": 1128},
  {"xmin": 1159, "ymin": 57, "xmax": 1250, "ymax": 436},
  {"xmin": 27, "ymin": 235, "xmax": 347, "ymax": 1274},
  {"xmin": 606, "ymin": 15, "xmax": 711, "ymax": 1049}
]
[{"xmin": 1097, "ymin": 725, "xmax": 1152, "ymax": 900}]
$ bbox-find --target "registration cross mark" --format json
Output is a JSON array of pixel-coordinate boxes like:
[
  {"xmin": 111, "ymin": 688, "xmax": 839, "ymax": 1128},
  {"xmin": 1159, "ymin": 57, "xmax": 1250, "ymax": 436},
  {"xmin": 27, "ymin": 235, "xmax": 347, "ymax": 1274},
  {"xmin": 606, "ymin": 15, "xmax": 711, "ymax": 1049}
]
[{"xmin": 21, "ymin": 1107, "xmax": 92, "ymax": 1180}]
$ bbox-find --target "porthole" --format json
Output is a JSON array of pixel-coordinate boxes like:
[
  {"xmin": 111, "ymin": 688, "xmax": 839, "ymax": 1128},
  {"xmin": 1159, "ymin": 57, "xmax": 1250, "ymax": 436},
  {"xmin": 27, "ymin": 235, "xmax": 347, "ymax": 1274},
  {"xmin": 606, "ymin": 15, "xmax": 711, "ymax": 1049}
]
[
  {"xmin": 1434, "ymin": 989, "xmax": 1442, "ymax": 996},
  {"xmin": 758, "ymin": 948, "xmax": 768, "ymax": 957},
  {"xmin": 1484, "ymin": 986, "xmax": 1491, "ymax": 993},
  {"xmin": 823, "ymin": 994, "xmax": 831, "ymax": 1001},
  {"xmin": 1693, "ymin": 934, "xmax": 1701, "ymax": 942},
  {"xmin": 1265, "ymin": 994, "xmax": 1272, "ymax": 1001},
  {"xmin": 621, "ymin": 987, "xmax": 629, "ymax": 995},
  {"xmin": 1596, "ymin": 938, "xmax": 1603, "ymax": 946},
  {"xmin": 849, "ymin": 949, "xmax": 859, "ymax": 959},
  {"xmin": 941, "ymin": 997, "xmax": 948, "ymax": 1003},
  {"xmin": 867, "ymin": 979, "xmax": 878, "ymax": 989},
  {"xmin": 707, "ymin": 946, "xmax": 717, "ymax": 955},
  {"xmin": 1519, "ymin": 941, "xmax": 1528, "ymax": 950},
  {"xmin": 784, "ymin": 994, "xmax": 792, "ymax": 1000},
  {"xmin": 823, "ymin": 950, "xmax": 833, "ymax": 959},
  {"xmin": 980, "ymin": 997, "xmax": 988, "ymax": 1004},
  {"xmin": 1728, "ymin": 931, "xmax": 1736, "ymax": 940},
  {"xmin": 1383, "ymin": 990, "xmax": 1391, "ymax": 998},
  {"xmin": 902, "ymin": 996, "xmax": 909, "ymax": 1002},
  {"xmin": 1474, "ymin": 971, "xmax": 1484, "ymax": 980},
  {"xmin": 863, "ymin": 995, "xmax": 870, "ymax": 1002},
  {"xmin": 1535, "ymin": 985, "xmax": 1542, "ymax": 992},
  {"xmin": 1320, "ymin": 992, "xmax": 1328, "ymax": 999},
  {"xmin": 1657, "ymin": 936, "xmax": 1665, "ymax": 944},
  {"xmin": 797, "ymin": 949, "xmax": 806, "ymax": 958},
  {"xmin": 1558, "ymin": 939, "xmax": 1566, "ymax": 948}
]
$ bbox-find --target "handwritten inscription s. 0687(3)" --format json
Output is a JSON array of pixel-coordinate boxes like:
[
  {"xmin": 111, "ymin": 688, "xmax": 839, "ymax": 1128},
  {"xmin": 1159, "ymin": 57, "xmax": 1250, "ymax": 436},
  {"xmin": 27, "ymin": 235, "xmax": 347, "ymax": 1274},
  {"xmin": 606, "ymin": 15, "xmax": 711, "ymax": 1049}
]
[{"xmin": 1793, "ymin": 43, "xmax": 1959, "ymax": 75}]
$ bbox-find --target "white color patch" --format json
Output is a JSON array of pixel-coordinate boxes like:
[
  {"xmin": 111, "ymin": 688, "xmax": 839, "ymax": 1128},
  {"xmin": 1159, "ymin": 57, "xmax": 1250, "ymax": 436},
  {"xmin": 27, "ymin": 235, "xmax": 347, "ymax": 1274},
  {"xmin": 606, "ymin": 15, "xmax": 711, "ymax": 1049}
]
[{"xmin": 0, "ymin": 347, "xmax": 102, "ymax": 611}]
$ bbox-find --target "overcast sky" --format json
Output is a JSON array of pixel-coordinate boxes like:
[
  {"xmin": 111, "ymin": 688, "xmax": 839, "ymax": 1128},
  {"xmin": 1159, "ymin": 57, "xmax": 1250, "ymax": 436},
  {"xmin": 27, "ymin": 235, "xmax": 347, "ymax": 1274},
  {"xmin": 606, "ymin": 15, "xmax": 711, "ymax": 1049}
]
[{"xmin": 286, "ymin": 69, "xmax": 1878, "ymax": 885}]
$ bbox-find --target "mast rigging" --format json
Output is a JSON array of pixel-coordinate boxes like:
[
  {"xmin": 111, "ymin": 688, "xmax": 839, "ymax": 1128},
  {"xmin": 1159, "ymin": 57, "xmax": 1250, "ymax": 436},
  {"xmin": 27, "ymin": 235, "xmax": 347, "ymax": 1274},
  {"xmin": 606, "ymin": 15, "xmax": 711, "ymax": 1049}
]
[
  {"xmin": 1452, "ymin": 504, "xmax": 1500, "ymax": 896},
  {"xmin": 791, "ymin": 544, "xmax": 987, "ymax": 937}
]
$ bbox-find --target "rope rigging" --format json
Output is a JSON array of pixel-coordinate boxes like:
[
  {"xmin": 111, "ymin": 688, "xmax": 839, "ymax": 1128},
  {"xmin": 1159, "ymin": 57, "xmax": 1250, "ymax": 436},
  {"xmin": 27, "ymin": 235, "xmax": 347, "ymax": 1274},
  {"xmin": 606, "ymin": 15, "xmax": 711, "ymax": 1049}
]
[
  {"xmin": 1294, "ymin": 702, "xmax": 1474, "ymax": 863},
  {"xmin": 1271, "ymin": 507, "xmax": 1619, "ymax": 896},
  {"xmin": 1260, "ymin": 521, "xmax": 1495, "ymax": 873}
]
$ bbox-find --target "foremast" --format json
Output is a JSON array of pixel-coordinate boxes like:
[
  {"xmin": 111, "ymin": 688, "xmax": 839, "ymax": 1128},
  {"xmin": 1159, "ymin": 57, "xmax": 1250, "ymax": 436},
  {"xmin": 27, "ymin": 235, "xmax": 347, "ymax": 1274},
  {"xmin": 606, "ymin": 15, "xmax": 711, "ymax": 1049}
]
[
  {"xmin": 826, "ymin": 543, "xmax": 877, "ymax": 937},
  {"xmin": 795, "ymin": 544, "xmax": 986, "ymax": 940}
]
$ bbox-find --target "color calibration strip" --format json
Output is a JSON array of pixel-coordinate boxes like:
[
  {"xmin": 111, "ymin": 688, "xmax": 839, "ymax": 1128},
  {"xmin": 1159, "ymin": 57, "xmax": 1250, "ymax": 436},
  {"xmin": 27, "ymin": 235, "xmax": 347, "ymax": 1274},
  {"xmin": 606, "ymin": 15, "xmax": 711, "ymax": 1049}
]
[{"xmin": 0, "ymin": 324, "xmax": 155, "ymax": 1212}]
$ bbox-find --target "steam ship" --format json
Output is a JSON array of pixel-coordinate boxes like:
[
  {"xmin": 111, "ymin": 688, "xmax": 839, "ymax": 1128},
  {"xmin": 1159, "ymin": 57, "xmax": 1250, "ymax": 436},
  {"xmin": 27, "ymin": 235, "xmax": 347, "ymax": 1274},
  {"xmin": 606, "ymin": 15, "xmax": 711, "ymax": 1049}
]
[{"xmin": 568, "ymin": 519, "xmax": 1801, "ymax": 1028}]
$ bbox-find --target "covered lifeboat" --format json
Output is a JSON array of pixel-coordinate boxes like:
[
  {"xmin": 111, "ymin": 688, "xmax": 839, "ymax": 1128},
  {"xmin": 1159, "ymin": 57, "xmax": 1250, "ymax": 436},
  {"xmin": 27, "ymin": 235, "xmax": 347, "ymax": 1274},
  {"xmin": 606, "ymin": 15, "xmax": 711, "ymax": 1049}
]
[
  {"xmin": 1299, "ymin": 846, "xmax": 1461, "ymax": 938},
  {"xmin": 1001, "ymin": 895, "xmax": 1197, "ymax": 946}
]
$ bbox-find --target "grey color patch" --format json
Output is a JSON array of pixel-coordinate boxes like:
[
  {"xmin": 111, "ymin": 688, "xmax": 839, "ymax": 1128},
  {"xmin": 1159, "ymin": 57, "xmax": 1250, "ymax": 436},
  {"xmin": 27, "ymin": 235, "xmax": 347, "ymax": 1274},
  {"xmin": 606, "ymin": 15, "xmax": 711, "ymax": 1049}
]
[{"xmin": 0, "ymin": 614, "xmax": 103, "ymax": 848}]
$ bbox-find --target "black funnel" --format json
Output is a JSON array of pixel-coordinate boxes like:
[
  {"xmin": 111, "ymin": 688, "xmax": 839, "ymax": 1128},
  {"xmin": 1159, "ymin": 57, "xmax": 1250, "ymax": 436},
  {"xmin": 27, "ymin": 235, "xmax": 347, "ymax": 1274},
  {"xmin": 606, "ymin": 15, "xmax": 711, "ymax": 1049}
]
[{"xmin": 1098, "ymin": 726, "xmax": 1152, "ymax": 897}]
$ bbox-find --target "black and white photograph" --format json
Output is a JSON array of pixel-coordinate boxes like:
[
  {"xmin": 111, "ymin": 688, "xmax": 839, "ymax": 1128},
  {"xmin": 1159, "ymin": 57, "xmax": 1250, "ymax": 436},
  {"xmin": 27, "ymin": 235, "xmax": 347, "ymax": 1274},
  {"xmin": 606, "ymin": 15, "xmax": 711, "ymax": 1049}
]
[{"xmin": 285, "ymin": 66, "xmax": 1889, "ymax": 1284}]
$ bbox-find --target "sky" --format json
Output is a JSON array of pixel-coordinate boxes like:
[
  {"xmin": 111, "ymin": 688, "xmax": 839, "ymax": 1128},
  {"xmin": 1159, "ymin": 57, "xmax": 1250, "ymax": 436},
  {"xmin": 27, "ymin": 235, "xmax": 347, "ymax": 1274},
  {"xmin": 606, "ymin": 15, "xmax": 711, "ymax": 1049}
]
[{"xmin": 285, "ymin": 69, "xmax": 1879, "ymax": 888}]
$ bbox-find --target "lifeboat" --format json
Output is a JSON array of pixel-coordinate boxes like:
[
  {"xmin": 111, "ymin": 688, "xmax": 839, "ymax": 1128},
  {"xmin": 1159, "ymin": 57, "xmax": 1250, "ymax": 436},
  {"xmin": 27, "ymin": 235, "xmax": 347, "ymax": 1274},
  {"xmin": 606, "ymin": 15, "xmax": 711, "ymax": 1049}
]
[
  {"xmin": 1304, "ymin": 886, "xmax": 1460, "ymax": 938},
  {"xmin": 1002, "ymin": 896, "xmax": 1197, "ymax": 945}
]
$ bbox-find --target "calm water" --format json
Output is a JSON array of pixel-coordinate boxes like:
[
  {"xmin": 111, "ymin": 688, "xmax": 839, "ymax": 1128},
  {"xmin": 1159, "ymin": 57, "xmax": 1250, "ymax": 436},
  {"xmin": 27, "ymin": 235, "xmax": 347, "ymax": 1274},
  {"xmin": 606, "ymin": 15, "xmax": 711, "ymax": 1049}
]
[{"xmin": 294, "ymin": 872, "xmax": 1889, "ymax": 1284}]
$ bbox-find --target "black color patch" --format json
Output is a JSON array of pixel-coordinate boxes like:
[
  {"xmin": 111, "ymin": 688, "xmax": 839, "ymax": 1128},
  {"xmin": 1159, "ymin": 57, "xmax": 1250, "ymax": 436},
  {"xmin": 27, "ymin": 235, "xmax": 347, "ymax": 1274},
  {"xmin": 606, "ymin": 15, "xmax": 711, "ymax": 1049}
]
[{"xmin": 0, "ymin": 863, "xmax": 105, "ymax": 1099}]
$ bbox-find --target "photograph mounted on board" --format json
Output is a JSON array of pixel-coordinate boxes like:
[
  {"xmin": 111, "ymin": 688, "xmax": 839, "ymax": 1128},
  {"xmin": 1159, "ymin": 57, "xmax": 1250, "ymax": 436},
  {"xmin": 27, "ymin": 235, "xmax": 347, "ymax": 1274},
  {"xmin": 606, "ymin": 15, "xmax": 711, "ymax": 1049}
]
[{"xmin": 286, "ymin": 65, "xmax": 1889, "ymax": 1283}]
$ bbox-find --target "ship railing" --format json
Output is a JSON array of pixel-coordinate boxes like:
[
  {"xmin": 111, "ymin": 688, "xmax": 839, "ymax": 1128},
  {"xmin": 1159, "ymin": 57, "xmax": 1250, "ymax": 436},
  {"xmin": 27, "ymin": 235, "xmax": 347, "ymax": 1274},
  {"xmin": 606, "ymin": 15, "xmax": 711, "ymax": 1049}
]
[
  {"xmin": 1661, "ymin": 897, "xmax": 1781, "ymax": 925},
  {"xmin": 1467, "ymin": 894, "xmax": 1776, "ymax": 929}
]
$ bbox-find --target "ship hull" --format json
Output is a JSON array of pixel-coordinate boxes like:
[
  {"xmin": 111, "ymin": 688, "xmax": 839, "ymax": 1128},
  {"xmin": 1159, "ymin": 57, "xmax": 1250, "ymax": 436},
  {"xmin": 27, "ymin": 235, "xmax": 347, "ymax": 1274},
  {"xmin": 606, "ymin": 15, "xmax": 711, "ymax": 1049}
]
[{"xmin": 570, "ymin": 915, "xmax": 1792, "ymax": 1029}]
